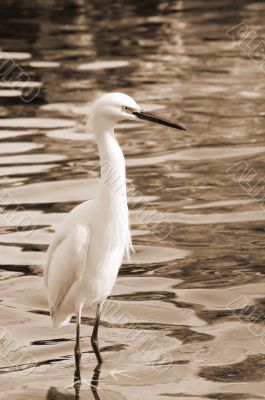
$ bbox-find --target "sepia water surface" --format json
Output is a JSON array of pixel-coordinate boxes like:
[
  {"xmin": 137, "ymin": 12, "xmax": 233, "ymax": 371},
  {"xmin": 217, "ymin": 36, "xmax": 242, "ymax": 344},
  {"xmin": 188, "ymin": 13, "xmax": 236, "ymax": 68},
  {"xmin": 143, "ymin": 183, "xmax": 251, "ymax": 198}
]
[{"xmin": 1, "ymin": 1, "xmax": 265, "ymax": 399}]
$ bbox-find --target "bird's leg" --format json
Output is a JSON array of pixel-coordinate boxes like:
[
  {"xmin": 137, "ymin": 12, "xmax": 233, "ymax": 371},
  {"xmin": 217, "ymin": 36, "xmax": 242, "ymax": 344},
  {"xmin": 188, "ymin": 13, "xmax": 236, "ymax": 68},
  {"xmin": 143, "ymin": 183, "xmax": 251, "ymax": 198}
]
[
  {"xmin": 91, "ymin": 303, "xmax": 103, "ymax": 365},
  {"xmin": 90, "ymin": 363, "xmax": 102, "ymax": 400},
  {"xmin": 74, "ymin": 309, "xmax": 82, "ymax": 384}
]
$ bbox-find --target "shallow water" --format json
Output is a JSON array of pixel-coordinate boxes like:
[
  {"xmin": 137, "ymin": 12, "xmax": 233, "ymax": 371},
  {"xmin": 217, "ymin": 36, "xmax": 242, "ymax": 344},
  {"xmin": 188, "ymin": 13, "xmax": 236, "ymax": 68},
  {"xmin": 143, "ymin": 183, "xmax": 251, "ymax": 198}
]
[{"xmin": 1, "ymin": 1, "xmax": 265, "ymax": 399}]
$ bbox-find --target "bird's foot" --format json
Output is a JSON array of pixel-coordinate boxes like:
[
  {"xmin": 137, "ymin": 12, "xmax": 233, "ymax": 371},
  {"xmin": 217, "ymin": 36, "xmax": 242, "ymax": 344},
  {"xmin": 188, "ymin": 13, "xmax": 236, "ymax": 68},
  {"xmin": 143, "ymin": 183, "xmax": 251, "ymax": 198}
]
[
  {"xmin": 109, "ymin": 368, "xmax": 140, "ymax": 380},
  {"xmin": 63, "ymin": 378, "xmax": 91, "ymax": 390}
]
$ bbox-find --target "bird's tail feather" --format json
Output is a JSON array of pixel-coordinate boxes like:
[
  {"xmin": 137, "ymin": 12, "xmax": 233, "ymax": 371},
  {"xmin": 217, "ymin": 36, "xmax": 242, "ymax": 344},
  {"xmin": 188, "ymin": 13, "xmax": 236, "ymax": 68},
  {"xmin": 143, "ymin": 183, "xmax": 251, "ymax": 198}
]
[{"xmin": 51, "ymin": 308, "xmax": 72, "ymax": 328}]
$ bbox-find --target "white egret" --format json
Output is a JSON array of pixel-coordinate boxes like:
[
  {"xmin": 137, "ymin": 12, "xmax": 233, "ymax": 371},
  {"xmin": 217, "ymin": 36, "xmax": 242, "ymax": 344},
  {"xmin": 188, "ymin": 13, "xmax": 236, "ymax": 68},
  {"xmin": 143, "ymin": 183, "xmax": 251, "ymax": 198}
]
[{"xmin": 44, "ymin": 92, "xmax": 185, "ymax": 366}]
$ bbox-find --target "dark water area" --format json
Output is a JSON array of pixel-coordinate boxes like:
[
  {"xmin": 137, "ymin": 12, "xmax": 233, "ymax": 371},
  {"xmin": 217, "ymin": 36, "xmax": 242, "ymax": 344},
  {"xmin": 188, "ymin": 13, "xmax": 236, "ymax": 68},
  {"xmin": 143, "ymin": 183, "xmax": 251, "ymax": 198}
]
[{"xmin": 1, "ymin": 0, "xmax": 265, "ymax": 399}]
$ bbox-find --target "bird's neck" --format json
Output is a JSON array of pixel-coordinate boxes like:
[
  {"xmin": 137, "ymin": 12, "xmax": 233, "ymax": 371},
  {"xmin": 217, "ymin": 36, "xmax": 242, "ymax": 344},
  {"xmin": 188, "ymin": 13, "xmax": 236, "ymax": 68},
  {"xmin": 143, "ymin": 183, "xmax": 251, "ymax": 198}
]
[{"xmin": 95, "ymin": 128, "xmax": 126, "ymax": 200}]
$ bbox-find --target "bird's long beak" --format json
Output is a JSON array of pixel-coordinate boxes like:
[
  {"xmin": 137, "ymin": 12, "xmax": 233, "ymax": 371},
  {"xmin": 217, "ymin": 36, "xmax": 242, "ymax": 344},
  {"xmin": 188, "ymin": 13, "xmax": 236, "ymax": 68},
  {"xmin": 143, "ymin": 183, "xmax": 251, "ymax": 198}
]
[{"xmin": 132, "ymin": 110, "xmax": 186, "ymax": 131}]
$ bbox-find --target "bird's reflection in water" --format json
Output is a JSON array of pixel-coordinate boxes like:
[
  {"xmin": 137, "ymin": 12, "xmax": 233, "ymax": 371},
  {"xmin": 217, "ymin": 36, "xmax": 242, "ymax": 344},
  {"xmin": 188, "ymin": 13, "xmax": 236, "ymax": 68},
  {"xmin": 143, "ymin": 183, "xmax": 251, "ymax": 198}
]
[{"xmin": 46, "ymin": 357, "xmax": 102, "ymax": 400}]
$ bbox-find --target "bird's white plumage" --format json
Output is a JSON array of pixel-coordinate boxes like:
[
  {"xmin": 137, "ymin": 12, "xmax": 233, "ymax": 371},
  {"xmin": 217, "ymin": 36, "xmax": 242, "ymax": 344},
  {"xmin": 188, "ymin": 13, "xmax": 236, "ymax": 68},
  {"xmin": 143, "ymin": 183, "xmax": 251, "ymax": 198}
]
[
  {"xmin": 44, "ymin": 92, "xmax": 186, "ymax": 368},
  {"xmin": 45, "ymin": 93, "xmax": 138, "ymax": 327}
]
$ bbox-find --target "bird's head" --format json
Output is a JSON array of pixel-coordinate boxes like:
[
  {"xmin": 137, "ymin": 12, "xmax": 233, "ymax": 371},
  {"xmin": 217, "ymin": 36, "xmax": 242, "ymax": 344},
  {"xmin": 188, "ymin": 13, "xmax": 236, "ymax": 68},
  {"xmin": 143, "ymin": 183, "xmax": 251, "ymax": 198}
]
[
  {"xmin": 90, "ymin": 92, "xmax": 140, "ymax": 125},
  {"xmin": 89, "ymin": 92, "xmax": 186, "ymax": 131}
]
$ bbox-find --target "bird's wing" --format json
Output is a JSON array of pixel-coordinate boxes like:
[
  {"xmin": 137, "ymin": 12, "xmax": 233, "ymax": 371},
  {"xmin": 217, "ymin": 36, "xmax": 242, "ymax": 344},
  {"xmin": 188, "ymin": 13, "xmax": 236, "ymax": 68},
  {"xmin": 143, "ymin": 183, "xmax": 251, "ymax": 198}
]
[
  {"xmin": 73, "ymin": 223, "xmax": 91, "ymax": 277},
  {"xmin": 44, "ymin": 224, "xmax": 66, "ymax": 287},
  {"xmin": 46, "ymin": 223, "xmax": 91, "ymax": 319},
  {"xmin": 44, "ymin": 221, "xmax": 91, "ymax": 288}
]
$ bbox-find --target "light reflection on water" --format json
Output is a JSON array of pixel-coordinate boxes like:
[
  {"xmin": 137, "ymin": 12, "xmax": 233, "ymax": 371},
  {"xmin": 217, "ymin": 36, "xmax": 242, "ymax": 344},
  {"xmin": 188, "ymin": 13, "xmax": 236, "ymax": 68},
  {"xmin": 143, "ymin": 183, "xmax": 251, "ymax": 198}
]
[{"xmin": 1, "ymin": 0, "xmax": 265, "ymax": 399}]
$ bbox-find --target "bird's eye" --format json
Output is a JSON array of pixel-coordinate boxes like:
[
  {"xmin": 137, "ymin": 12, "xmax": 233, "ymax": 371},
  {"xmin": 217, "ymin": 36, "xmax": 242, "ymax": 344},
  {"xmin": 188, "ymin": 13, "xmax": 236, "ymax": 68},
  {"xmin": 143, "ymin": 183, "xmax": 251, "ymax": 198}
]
[{"xmin": 123, "ymin": 106, "xmax": 134, "ymax": 113}]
